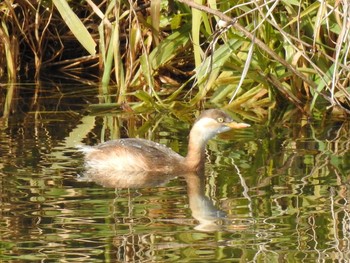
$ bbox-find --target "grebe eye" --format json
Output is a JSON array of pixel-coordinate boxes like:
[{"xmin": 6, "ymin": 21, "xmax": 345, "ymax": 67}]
[{"xmin": 217, "ymin": 117, "xmax": 224, "ymax": 123}]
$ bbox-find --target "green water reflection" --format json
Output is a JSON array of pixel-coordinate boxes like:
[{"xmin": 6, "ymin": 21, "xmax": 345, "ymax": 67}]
[{"xmin": 0, "ymin": 84, "xmax": 349, "ymax": 262}]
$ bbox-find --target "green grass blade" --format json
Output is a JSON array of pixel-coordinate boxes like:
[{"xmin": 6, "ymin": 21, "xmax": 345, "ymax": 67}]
[
  {"xmin": 192, "ymin": 0, "xmax": 203, "ymax": 67},
  {"xmin": 52, "ymin": 0, "xmax": 96, "ymax": 55},
  {"xmin": 150, "ymin": 0, "xmax": 160, "ymax": 45}
]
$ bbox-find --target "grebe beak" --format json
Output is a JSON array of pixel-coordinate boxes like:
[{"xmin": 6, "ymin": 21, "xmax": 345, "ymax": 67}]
[{"xmin": 225, "ymin": 122, "xmax": 250, "ymax": 129}]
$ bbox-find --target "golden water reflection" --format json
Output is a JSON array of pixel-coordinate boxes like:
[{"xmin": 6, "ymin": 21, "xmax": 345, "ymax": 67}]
[{"xmin": 0, "ymin": 84, "xmax": 350, "ymax": 262}]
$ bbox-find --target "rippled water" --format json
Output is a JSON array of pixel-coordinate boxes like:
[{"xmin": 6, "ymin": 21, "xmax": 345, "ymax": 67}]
[{"xmin": 1, "ymin": 84, "xmax": 350, "ymax": 262}]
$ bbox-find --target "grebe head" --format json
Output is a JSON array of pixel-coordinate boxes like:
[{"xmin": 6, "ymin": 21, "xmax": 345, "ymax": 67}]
[{"xmin": 191, "ymin": 109, "xmax": 250, "ymax": 142}]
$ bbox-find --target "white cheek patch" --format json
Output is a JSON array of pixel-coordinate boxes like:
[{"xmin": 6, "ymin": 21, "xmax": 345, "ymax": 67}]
[
  {"xmin": 192, "ymin": 117, "xmax": 225, "ymax": 141},
  {"xmin": 194, "ymin": 117, "xmax": 231, "ymax": 137}
]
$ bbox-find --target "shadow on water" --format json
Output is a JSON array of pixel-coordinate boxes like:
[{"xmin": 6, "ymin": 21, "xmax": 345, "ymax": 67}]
[{"xmin": 1, "ymin": 83, "xmax": 350, "ymax": 261}]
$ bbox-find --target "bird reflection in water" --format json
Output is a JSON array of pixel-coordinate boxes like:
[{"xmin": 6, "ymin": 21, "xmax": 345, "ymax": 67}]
[{"xmin": 79, "ymin": 168, "xmax": 248, "ymax": 231}]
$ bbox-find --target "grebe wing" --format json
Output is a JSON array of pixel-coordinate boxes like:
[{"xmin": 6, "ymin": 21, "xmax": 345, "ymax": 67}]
[{"xmin": 95, "ymin": 138, "xmax": 182, "ymax": 158}]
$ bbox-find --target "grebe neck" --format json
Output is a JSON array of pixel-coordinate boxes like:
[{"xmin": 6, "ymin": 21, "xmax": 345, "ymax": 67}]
[{"xmin": 185, "ymin": 126, "xmax": 210, "ymax": 172}]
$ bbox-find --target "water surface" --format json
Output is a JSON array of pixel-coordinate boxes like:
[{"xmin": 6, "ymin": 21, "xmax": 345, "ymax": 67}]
[{"xmin": 1, "ymin": 84, "xmax": 349, "ymax": 262}]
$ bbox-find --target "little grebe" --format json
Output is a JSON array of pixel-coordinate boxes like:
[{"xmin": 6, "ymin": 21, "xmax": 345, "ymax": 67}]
[{"xmin": 79, "ymin": 109, "xmax": 250, "ymax": 173}]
